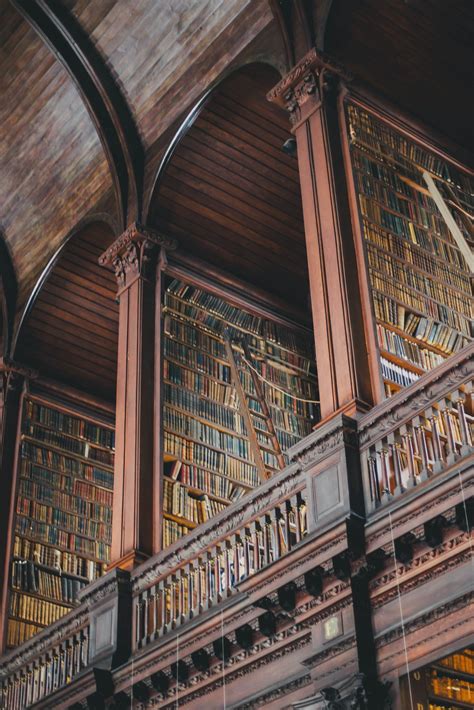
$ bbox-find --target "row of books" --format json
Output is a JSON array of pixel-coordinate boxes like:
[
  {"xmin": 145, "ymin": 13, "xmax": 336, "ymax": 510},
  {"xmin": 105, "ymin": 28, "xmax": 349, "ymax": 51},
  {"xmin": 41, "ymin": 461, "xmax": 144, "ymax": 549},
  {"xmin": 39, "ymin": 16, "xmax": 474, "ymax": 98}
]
[
  {"xmin": 356, "ymin": 169, "xmax": 453, "ymax": 243},
  {"xmin": 11, "ymin": 559, "xmax": 87, "ymax": 603},
  {"xmin": 13, "ymin": 536, "xmax": 104, "ymax": 580},
  {"xmin": 164, "ymin": 433, "xmax": 259, "ymax": 487},
  {"xmin": 21, "ymin": 459, "xmax": 114, "ymax": 507},
  {"xmin": 165, "ymin": 308, "xmax": 314, "ymax": 376},
  {"xmin": 164, "ymin": 406, "xmax": 250, "ymax": 460},
  {"xmin": 24, "ymin": 423, "xmax": 113, "ymax": 466},
  {"xmin": 380, "ymin": 357, "xmax": 420, "ymax": 388},
  {"xmin": 347, "ymin": 103, "xmax": 472, "ymax": 194},
  {"xmin": 167, "ymin": 462, "xmax": 247, "ymax": 501},
  {"xmin": 376, "ymin": 324, "xmax": 445, "ymax": 371},
  {"xmin": 21, "ymin": 444, "xmax": 113, "ymax": 488},
  {"xmin": 363, "ymin": 219, "xmax": 472, "ymax": 293},
  {"xmin": 372, "ymin": 292, "xmax": 470, "ymax": 354},
  {"xmin": 428, "ymin": 670, "xmax": 473, "ymax": 704},
  {"xmin": 164, "ymin": 359, "xmax": 236, "ymax": 406},
  {"xmin": 165, "ymin": 282, "xmax": 313, "ymax": 357},
  {"xmin": 165, "ymin": 337, "xmax": 232, "ymax": 383},
  {"xmin": 25, "ymin": 400, "xmax": 115, "ymax": 449},
  {"xmin": 16, "ymin": 517, "xmax": 111, "ymax": 561},
  {"xmin": 164, "ymin": 382, "xmax": 245, "ymax": 435},
  {"xmin": 19, "ymin": 478, "xmax": 112, "ymax": 524},
  {"xmin": 163, "ymin": 518, "xmax": 190, "ymax": 547},
  {"xmin": 237, "ymin": 357, "xmax": 316, "ymax": 398},
  {"xmin": 16, "ymin": 498, "xmax": 111, "ymax": 543},
  {"xmin": 367, "ymin": 244, "xmax": 472, "ymax": 319},
  {"xmin": 7, "ymin": 620, "xmax": 42, "ymax": 648},
  {"xmin": 439, "ymin": 651, "xmax": 474, "ymax": 675},
  {"xmin": 370, "ymin": 271, "xmax": 471, "ymax": 337},
  {"xmin": 10, "ymin": 590, "xmax": 70, "ymax": 627},
  {"xmin": 359, "ymin": 195, "xmax": 468, "ymax": 271},
  {"xmin": 163, "ymin": 480, "xmax": 227, "ymax": 524}
]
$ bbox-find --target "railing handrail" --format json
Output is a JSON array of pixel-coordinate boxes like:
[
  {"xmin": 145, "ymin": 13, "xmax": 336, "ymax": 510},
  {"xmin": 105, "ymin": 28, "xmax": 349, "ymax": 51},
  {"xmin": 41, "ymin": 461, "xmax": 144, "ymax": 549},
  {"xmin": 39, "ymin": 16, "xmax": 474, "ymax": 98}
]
[
  {"xmin": 131, "ymin": 459, "xmax": 303, "ymax": 593},
  {"xmin": 358, "ymin": 343, "xmax": 473, "ymax": 450},
  {"xmin": 0, "ymin": 603, "xmax": 89, "ymax": 674}
]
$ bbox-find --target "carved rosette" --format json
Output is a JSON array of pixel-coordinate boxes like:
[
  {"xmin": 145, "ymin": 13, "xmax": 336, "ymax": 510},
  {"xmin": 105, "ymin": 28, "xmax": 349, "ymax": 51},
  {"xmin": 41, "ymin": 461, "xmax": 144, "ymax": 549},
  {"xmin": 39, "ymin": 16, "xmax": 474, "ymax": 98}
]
[
  {"xmin": 267, "ymin": 47, "xmax": 351, "ymax": 125},
  {"xmin": 98, "ymin": 222, "xmax": 178, "ymax": 292}
]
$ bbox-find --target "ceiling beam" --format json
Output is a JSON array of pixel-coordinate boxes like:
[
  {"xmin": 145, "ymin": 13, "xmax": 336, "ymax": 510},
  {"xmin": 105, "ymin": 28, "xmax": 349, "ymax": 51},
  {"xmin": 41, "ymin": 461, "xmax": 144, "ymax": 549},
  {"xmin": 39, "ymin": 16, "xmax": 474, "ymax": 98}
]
[{"xmin": 11, "ymin": 0, "xmax": 144, "ymax": 229}]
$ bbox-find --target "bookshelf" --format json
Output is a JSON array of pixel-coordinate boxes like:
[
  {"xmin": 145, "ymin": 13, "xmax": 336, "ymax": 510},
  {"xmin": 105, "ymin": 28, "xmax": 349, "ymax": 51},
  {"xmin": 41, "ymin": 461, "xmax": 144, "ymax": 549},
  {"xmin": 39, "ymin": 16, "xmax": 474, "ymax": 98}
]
[
  {"xmin": 7, "ymin": 396, "xmax": 115, "ymax": 648},
  {"xmin": 162, "ymin": 278, "xmax": 318, "ymax": 546},
  {"xmin": 402, "ymin": 647, "xmax": 474, "ymax": 709},
  {"xmin": 346, "ymin": 103, "xmax": 473, "ymax": 396}
]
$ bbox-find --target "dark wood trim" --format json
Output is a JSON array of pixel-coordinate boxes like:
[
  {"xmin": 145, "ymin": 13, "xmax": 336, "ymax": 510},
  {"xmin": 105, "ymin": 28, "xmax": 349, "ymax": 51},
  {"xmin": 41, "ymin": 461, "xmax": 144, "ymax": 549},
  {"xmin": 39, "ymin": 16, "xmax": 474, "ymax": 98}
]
[
  {"xmin": 12, "ymin": 0, "xmax": 144, "ymax": 227},
  {"xmin": 0, "ymin": 236, "xmax": 17, "ymax": 360},
  {"xmin": 29, "ymin": 376, "xmax": 115, "ymax": 422}
]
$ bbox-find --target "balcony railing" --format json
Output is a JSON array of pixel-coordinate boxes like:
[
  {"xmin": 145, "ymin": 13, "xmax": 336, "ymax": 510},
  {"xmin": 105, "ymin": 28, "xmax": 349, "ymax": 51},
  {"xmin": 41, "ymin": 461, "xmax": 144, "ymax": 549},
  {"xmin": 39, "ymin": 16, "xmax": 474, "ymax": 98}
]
[
  {"xmin": 0, "ymin": 606, "xmax": 89, "ymax": 709},
  {"xmin": 132, "ymin": 463, "xmax": 308, "ymax": 650},
  {"xmin": 359, "ymin": 344, "xmax": 473, "ymax": 512}
]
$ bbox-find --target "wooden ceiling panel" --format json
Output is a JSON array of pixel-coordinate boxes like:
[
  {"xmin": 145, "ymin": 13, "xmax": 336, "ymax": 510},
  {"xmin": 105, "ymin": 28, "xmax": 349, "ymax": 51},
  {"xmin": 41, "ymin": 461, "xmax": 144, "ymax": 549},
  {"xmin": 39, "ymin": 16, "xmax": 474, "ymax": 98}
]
[
  {"xmin": 150, "ymin": 65, "xmax": 309, "ymax": 310},
  {"xmin": 0, "ymin": 2, "xmax": 114, "ymax": 314},
  {"xmin": 67, "ymin": 0, "xmax": 274, "ymax": 148},
  {"xmin": 15, "ymin": 223, "xmax": 118, "ymax": 402}
]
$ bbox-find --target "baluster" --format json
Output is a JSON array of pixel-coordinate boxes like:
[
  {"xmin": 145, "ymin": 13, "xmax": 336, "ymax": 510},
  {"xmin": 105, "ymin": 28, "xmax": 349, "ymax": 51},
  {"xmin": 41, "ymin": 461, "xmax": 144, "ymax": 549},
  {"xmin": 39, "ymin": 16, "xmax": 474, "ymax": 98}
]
[
  {"xmin": 272, "ymin": 507, "xmax": 282, "ymax": 560},
  {"xmin": 438, "ymin": 400, "xmax": 457, "ymax": 465},
  {"xmin": 82, "ymin": 627, "xmax": 89, "ymax": 669},
  {"xmin": 169, "ymin": 576, "xmax": 176, "ymax": 626},
  {"xmin": 249, "ymin": 520, "xmax": 260, "ymax": 573},
  {"xmin": 183, "ymin": 564, "xmax": 192, "ymax": 622},
  {"xmin": 263, "ymin": 514, "xmax": 272, "ymax": 564},
  {"xmin": 367, "ymin": 454, "xmax": 380, "ymax": 506},
  {"xmin": 60, "ymin": 643, "xmax": 67, "ymax": 688},
  {"xmin": 26, "ymin": 667, "xmax": 33, "ymax": 705},
  {"xmin": 65, "ymin": 643, "xmax": 73, "ymax": 685},
  {"xmin": 148, "ymin": 584, "xmax": 157, "ymax": 641},
  {"xmin": 291, "ymin": 494, "xmax": 302, "ymax": 543},
  {"xmin": 197, "ymin": 557, "xmax": 204, "ymax": 614},
  {"xmin": 455, "ymin": 388, "xmax": 473, "ymax": 454},
  {"xmin": 135, "ymin": 596, "xmax": 143, "ymax": 647},
  {"xmin": 212, "ymin": 547, "xmax": 221, "ymax": 601},
  {"xmin": 243, "ymin": 530, "xmax": 251, "ymax": 578},
  {"xmin": 400, "ymin": 425, "xmax": 417, "ymax": 488},
  {"xmin": 375, "ymin": 440, "xmax": 392, "ymax": 501},
  {"xmin": 230, "ymin": 533, "xmax": 239, "ymax": 585},
  {"xmin": 45, "ymin": 656, "xmax": 52, "ymax": 695},
  {"xmin": 10, "ymin": 677, "xmax": 17, "ymax": 710},
  {"xmin": 426, "ymin": 407, "xmax": 444, "ymax": 473},
  {"xmin": 178, "ymin": 569, "xmax": 186, "ymax": 624},
  {"xmin": 223, "ymin": 540, "xmax": 232, "ymax": 595},
  {"xmin": 157, "ymin": 580, "xmax": 166, "ymax": 634},
  {"xmin": 73, "ymin": 637, "xmax": 80, "ymax": 676},
  {"xmin": 414, "ymin": 416, "xmax": 430, "ymax": 481},
  {"xmin": 283, "ymin": 499, "xmax": 292, "ymax": 551},
  {"xmin": 387, "ymin": 433, "xmax": 404, "ymax": 496}
]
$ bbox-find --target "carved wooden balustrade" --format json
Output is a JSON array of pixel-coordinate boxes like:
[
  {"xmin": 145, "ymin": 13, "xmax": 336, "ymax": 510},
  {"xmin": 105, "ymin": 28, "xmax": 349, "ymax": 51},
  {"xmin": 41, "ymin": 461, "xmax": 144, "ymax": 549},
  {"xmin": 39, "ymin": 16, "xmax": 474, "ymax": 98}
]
[
  {"xmin": 132, "ymin": 465, "xmax": 308, "ymax": 650},
  {"xmin": 0, "ymin": 605, "xmax": 89, "ymax": 709},
  {"xmin": 359, "ymin": 345, "xmax": 473, "ymax": 512}
]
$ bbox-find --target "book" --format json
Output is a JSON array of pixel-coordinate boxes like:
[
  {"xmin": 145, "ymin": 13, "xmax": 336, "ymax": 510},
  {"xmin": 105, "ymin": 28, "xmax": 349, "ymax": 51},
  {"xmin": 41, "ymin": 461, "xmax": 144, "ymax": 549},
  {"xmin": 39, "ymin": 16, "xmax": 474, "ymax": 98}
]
[
  {"xmin": 7, "ymin": 396, "xmax": 115, "ymax": 648},
  {"xmin": 162, "ymin": 279, "xmax": 318, "ymax": 545},
  {"xmin": 348, "ymin": 102, "xmax": 473, "ymax": 394}
]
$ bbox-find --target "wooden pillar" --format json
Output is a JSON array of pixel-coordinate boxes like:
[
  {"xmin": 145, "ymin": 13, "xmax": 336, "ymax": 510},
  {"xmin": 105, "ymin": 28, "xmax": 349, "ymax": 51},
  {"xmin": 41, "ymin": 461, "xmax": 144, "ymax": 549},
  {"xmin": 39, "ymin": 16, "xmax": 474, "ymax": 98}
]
[
  {"xmin": 0, "ymin": 361, "xmax": 34, "ymax": 651},
  {"xmin": 99, "ymin": 224, "xmax": 177, "ymax": 570},
  {"xmin": 268, "ymin": 49, "xmax": 382, "ymax": 420}
]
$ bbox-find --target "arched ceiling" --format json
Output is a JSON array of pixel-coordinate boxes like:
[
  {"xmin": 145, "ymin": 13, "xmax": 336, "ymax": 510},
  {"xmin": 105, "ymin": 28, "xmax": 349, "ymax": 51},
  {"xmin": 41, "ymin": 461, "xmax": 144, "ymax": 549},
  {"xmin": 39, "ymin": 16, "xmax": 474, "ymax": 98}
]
[
  {"xmin": 0, "ymin": 0, "xmax": 113, "ymax": 313},
  {"xmin": 149, "ymin": 65, "xmax": 308, "ymax": 309},
  {"xmin": 15, "ymin": 221, "xmax": 118, "ymax": 400}
]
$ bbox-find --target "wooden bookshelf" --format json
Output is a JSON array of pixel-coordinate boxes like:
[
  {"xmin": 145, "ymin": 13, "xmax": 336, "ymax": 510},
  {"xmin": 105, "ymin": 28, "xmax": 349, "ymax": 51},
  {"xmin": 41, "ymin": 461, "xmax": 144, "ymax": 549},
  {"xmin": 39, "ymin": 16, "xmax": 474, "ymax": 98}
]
[
  {"xmin": 402, "ymin": 647, "xmax": 474, "ymax": 709},
  {"xmin": 346, "ymin": 102, "xmax": 473, "ymax": 397},
  {"xmin": 7, "ymin": 395, "xmax": 115, "ymax": 649},
  {"xmin": 161, "ymin": 278, "xmax": 318, "ymax": 547}
]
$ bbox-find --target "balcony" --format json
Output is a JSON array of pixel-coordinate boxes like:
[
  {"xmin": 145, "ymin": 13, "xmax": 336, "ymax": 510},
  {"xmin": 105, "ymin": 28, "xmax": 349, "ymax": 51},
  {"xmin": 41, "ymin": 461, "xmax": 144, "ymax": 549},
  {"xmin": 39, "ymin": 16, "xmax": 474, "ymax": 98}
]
[{"xmin": 0, "ymin": 345, "xmax": 472, "ymax": 709}]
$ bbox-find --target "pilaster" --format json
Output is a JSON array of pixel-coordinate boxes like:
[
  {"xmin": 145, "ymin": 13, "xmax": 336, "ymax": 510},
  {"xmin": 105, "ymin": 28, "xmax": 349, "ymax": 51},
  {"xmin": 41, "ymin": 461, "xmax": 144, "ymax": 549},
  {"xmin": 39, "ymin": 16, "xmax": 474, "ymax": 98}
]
[
  {"xmin": 268, "ymin": 49, "xmax": 382, "ymax": 420},
  {"xmin": 99, "ymin": 223, "xmax": 177, "ymax": 569},
  {"xmin": 0, "ymin": 360, "xmax": 36, "ymax": 652}
]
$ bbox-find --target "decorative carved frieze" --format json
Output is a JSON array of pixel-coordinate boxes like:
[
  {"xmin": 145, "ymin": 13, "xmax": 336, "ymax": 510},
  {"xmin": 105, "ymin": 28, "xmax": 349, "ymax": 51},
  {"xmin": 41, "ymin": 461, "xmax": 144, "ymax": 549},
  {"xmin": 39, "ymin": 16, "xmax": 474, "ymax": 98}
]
[
  {"xmin": 267, "ymin": 47, "xmax": 351, "ymax": 124},
  {"xmin": 288, "ymin": 414, "xmax": 358, "ymax": 467},
  {"xmin": 98, "ymin": 222, "xmax": 178, "ymax": 291}
]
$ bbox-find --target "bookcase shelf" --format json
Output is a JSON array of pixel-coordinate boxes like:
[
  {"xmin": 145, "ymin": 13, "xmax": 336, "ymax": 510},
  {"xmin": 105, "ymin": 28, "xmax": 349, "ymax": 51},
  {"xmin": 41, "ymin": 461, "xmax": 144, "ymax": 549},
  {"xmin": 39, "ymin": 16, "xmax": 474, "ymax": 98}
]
[
  {"xmin": 7, "ymin": 395, "xmax": 115, "ymax": 649},
  {"xmin": 347, "ymin": 102, "xmax": 473, "ymax": 397},
  {"xmin": 402, "ymin": 646, "xmax": 474, "ymax": 708},
  {"xmin": 162, "ymin": 278, "xmax": 318, "ymax": 547}
]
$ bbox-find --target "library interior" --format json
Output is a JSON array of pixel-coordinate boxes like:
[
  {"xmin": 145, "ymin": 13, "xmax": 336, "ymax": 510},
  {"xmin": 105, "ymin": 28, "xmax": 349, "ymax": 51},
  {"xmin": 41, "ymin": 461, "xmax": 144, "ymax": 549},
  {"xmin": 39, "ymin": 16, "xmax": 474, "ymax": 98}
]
[{"xmin": 0, "ymin": 1, "xmax": 472, "ymax": 708}]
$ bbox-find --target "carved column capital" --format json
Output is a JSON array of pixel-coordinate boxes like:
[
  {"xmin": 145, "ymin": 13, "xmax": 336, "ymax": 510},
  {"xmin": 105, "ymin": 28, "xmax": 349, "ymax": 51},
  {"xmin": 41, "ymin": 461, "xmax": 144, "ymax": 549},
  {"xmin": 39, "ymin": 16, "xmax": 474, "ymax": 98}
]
[
  {"xmin": 98, "ymin": 222, "xmax": 178, "ymax": 293},
  {"xmin": 267, "ymin": 47, "xmax": 351, "ymax": 126},
  {"xmin": 0, "ymin": 357, "xmax": 37, "ymax": 394}
]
